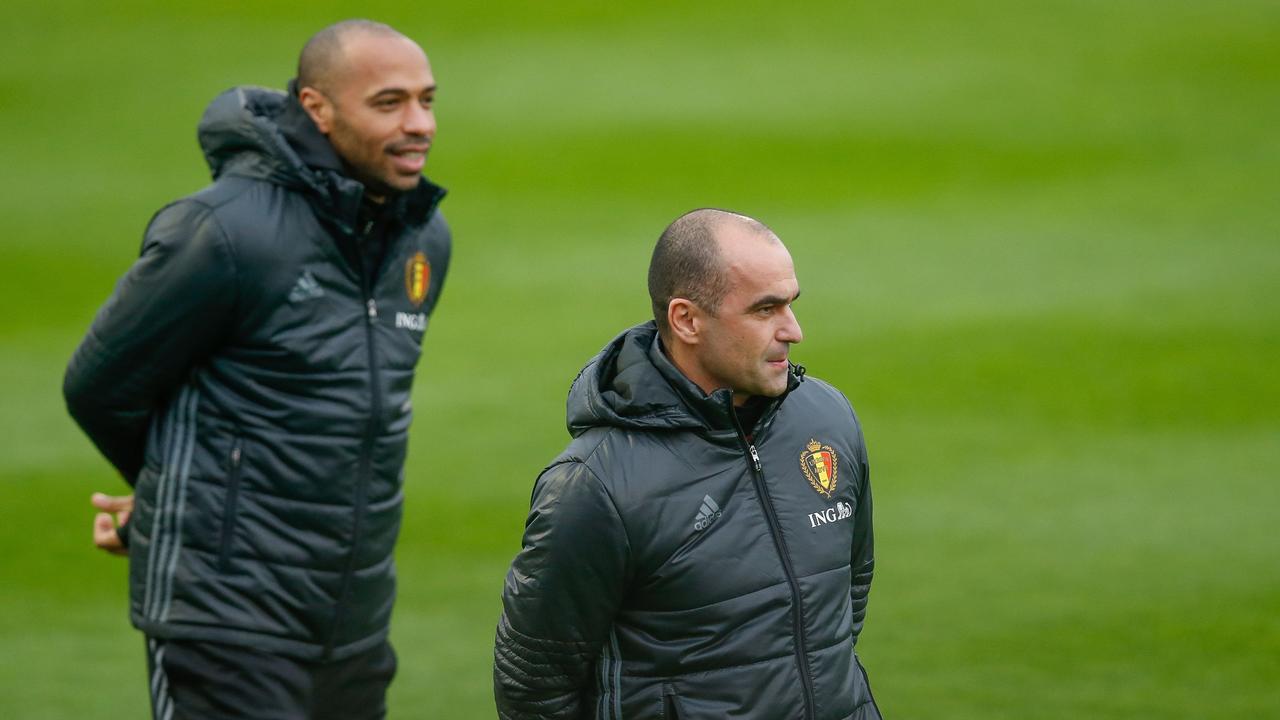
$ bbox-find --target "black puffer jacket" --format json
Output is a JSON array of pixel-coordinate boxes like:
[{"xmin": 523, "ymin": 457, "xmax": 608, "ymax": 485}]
[
  {"xmin": 495, "ymin": 323, "xmax": 881, "ymax": 720},
  {"xmin": 63, "ymin": 85, "xmax": 450, "ymax": 660}
]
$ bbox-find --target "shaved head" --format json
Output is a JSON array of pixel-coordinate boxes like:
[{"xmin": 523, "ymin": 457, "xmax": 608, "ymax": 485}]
[
  {"xmin": 648, "ymin": 208, "xmax": 779, "ymax": 337},
  {"xmin": 297, "ymin": 19, "xmax": 407, "ymax": 95}
]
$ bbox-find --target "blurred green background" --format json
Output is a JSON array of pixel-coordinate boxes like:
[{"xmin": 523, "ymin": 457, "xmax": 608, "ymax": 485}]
[{"xmin": 2, "ymin": 0, "xmax": 1277, "ymax": 717}]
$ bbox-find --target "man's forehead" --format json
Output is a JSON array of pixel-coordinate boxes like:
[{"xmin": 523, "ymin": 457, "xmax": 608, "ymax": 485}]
[
  {"xmin": 722, "ymin": 240, "xmax": 798, "ymax": 301},
  {"xmin": 718, "ymin": 227, "xmax": 793, "ymax": 270},
  {"xmin": 335, "ymin": 32, "xmax": 432, "ymax": 91}
]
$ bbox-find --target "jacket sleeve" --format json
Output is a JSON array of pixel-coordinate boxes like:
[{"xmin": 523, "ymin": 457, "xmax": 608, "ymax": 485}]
[
  {"xmin": 63, "ymin": 200, "xmax": 237, "ymax": 484},
  {"xmin": 494, "ymin": 460, "xmax": 631, "ymax": 720},
  {"xmin": 850, "ymin": 457, "xmax": 875, "ymax": 647},
  {"xmin": 423, "ymin": 211, "xmax": 451, "ymax": 316},
  {"xmin": 845, "ymin": 394, "xmax": 875, "ymax": 648}
]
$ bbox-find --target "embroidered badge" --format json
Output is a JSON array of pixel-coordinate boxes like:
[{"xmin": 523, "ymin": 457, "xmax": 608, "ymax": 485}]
[
  {"xmin": 800, "ymin": 439, "xmax": 839, "ymax": 498},
  {"xmin": 405, "ymin": 251, "xmax": 430, "ymax": 307}
]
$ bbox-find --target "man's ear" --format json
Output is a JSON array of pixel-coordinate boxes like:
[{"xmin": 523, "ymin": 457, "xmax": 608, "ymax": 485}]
[
  {"xmin": 667, "ymin": 298, "xmax": 701, "ymax": 346},
  {"xmin": 298, "ymin": 86, "xmax": 333, "ymax": 134}
]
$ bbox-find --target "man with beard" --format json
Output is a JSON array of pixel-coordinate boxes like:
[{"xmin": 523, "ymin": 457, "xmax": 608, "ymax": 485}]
[
  {"xmin": 65, "ymin": 19, "xmax": 449, "ymax": 719},
  {"xmin": 495, "ymin": 209, "xmax": 882, "ymax": 719}
]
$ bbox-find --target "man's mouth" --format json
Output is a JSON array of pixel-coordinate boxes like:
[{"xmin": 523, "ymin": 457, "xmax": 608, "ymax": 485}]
[{"xmin": 388, "ymin": 142, "xmax": 430, "ymax": 173}]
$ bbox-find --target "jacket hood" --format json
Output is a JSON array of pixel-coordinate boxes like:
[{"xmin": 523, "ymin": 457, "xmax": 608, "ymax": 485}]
[
  {"xmin": 196, "ymin": 83, "xmax": 445, "ymax": 234},
  {"xmin": 198, "ymin": 85, "xmax": 325, "ymax": 190},
  {"xmin": 566, "ymin": 321, "xmax": 804, "ymax": 437}
]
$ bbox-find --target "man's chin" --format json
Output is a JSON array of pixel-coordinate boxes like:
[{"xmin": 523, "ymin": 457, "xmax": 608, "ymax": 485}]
[
  {"xmin": 349, "ymin": 165, "xmax": 421, "ymax": 197},
  {"xmin": 754, "ymin": 382, "xmax": 788, "ymax": 399},
  {"xmin": 359, "ymin": 177, "xmax": 415, "ymax": 201},
  {"xmin": 766, "ymin": 374, "xmax": 793, "ymax": 397},
  {"xmin": 386, "ymin": 174, "xmax": 423, "ymax": 193}
]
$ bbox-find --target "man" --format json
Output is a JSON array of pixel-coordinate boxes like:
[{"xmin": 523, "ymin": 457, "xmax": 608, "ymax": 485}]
[
  {"xmin": 64, "ymin": 19, "xmax": 449, "ymax": 719},
  {"xmin": 494, "ymin": 209, "xmax": 882, "ymax": 719}
]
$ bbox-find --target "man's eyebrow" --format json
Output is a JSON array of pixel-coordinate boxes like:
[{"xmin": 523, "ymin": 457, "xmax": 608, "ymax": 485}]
[
  {"xmin": 748, "ymin": 289, "xmax": 801, "ymax": 309},
  {"xmin": 368, "ymin": 84, "xmax": 437, "ymax": 99}
]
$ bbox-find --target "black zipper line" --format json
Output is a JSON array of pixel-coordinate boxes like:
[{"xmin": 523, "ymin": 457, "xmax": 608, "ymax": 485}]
[
  {"xmin": 325, "ymin": 219, "xmax": 382, "ymax": 657},
  {"xmin": 730, "ymin": 409, "xmax": 817, "ymax": 720}
]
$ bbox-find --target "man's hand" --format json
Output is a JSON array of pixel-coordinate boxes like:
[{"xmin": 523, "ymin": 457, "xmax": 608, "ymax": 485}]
[{"xmin": 91, "ymin": 492, "xmax": 133, "ymax": 556}]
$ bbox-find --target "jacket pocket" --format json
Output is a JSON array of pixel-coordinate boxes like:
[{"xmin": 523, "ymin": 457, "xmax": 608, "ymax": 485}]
[{"xmin": 218, "ymin": 437, "xmax": 244, "ymax": 570}]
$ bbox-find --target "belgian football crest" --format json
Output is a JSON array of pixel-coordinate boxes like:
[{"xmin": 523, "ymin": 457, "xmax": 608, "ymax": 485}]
[
  {"xmin": 405, "ymin": 251, "xmax": 430, "ymax": 307},
  {"xmin": 800, "ymin": 439, "xmax": 839, "ymax": 498}
]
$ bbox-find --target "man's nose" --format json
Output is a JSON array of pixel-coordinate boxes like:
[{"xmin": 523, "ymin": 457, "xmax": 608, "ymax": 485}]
[
  {"xmin": 779, "ymin": 306, "xmax": 804, "ymax": 344},
  {"xmin": 404, "ymin": 104, "xmax": 436, "ymax": 138}
]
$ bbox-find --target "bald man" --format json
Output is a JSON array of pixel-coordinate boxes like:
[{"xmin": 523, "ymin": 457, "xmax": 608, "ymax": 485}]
[
  {"xmin": 495, "ymin": 210, "xmax": 882, "ymax": 719},
  {"xmin": 65, "ymin": 19, "xmax": 450, "ymax": 719}
]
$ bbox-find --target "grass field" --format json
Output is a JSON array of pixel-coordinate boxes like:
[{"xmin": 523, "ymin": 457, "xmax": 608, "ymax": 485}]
[{"xmin": 2, "ymin": 1, "xmax": 1278, "ymax": 717}]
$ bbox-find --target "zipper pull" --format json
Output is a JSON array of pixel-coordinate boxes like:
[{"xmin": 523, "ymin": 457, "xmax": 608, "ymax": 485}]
[
  {"xmin": 231, "ymin": 446, "xmax": 242, "ymax": 464},
  {"xmin": 749, "ymin": 444, "xmax": 762, "ymax": 472},
  {"xmin": 367, "ymin": 298, "xmax": 378, "ymax": 319}
]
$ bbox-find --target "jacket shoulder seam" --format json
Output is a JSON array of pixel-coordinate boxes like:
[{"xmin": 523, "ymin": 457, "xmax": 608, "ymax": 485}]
[
  {"xmin": 176, "ymin": 198, "xmax": 243, "ymax": 309},
  {"xmin": 546, "ymin": 448, "xmax": 634, "ymax": 572}
]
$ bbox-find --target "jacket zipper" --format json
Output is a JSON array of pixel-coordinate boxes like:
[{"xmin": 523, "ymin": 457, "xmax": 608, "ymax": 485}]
[
  {"xmin": 218, "ymin": 438, "xmax": 244, "ymax": 571},
  {"xmin": 325, "ymin": 219, "xmax": 382, "ymax": 658},
  {"xmin": 733, "ymin": 413, "xmax": 817, "ymax": 720},
  {"xmin": 662, "ymin": 683, "xmax": 681, "ymax": 719}
]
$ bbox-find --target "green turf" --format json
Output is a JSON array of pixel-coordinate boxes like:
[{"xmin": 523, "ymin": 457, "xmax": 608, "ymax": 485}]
[{"xmin": 2, "ymin": 0, "xmax": 1277, "ymax": 717}]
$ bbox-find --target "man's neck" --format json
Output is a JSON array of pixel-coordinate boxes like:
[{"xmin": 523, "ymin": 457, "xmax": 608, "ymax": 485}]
[{"xmin": 659, "ymin": 334, "xmax": 751, "ymax": 407}]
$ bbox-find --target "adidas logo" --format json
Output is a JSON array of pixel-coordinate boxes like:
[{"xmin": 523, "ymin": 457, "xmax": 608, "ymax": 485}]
[
  {"xmin": 693, "ymin": 494, "xmax": 722, "ymax": 532},
  {"xmin": 288, "ymin": 270, "xmax": 324, "ymax": 303}
]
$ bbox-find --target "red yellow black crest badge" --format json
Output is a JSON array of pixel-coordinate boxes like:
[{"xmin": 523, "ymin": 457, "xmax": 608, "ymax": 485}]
[
  {"xmin": 800, "ymin": 439, "xmax": 839, "ymax": 498},
  {"xmin": 405, "ymin": 251, "xmax": 430, "ymax": 307}
]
